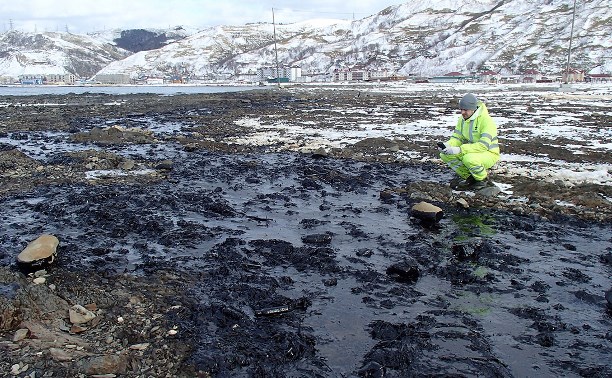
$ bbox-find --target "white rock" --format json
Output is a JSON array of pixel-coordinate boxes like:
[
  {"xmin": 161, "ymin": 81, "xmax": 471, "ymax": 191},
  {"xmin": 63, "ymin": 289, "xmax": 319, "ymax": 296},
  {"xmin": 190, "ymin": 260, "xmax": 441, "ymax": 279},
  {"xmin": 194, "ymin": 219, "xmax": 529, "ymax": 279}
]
[
  {"xmin": 33, "ymin": 277, "xmax": 46, "ymax": 285},
  {"xmin": 129, "ymin": 343, "xmax": 149, "ymax": 350},
  {"xmin": 17, "ymin": 234, "xmax": 59, "ymax": 264}
]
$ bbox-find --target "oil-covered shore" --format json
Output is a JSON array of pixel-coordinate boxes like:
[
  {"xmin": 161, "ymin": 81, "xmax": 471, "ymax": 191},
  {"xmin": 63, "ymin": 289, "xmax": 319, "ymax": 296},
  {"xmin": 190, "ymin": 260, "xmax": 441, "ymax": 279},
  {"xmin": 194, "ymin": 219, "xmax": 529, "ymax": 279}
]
[{"xmin": 0, "ymin": 88, "xmax": 611, "ymax": 377}]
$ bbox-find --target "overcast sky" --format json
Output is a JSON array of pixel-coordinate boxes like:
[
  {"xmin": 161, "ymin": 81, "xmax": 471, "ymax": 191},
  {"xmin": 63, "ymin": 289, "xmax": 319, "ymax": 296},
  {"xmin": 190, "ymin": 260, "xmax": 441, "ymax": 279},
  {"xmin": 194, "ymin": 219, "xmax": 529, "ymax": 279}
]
[{"xmin": 2, "ymin": 0, "xmax": 402, "ymax": 34}]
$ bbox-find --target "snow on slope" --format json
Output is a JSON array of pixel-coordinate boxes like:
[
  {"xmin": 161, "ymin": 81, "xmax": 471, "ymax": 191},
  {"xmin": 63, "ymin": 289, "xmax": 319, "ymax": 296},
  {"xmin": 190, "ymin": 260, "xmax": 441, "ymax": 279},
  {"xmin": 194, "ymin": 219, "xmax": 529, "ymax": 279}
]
[
  {"xmin": 0, "ymin": 31, "xmax": 129, "ymax": 79},
  {"xmin": 95, "ymin": 0, "xmax": 611, "ymax": 80},
  {"xmin": 1, "ymin": 0, "xmax": 610, "ymax": 81}
]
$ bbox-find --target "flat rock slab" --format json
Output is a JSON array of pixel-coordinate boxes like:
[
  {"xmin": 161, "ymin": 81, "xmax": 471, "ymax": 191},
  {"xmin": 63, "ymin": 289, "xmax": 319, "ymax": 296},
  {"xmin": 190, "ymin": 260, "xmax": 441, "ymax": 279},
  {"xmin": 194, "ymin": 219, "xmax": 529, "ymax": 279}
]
[
  {"xmin": 477, "ymin": 184, "xmax": 502, "ymax": 197},
  {"xmin": 16, "ymin": 234, "xmax": 59, "ymax": 266}
]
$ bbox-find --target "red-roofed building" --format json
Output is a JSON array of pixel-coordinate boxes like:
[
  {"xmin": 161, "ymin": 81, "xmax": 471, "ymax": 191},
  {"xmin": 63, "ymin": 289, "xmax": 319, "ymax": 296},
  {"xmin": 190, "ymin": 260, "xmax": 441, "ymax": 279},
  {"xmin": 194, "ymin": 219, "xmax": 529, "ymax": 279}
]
[
  {"xmin": 585, "ymin": 73, "xmax": 611, "ymax": 83},
  {"xmin": 521, "ymin": 69, "xmax": 542, "ymax": 83},
  {"xmin": 479, "ymin": 70, "xmax": 501, "ymax": 84}
]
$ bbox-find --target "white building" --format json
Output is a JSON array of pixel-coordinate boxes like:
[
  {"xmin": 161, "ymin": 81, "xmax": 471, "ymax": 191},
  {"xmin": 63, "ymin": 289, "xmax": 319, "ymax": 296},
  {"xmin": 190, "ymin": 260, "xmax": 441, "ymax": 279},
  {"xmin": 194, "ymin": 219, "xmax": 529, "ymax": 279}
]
[
  {"xmin": 95, "ymin": 74, "xmax": 131, "ymax": 84},
  {"xmin": 46, "ymin": 73, "xmax": 78, "ymax": 84},
  {"xmin": 257, "ymin": 66, "xmax": 292, "ymax": 82},
  {"xmin": 290, "ymin": 66, "xmax": 302, "ymax": 82}
]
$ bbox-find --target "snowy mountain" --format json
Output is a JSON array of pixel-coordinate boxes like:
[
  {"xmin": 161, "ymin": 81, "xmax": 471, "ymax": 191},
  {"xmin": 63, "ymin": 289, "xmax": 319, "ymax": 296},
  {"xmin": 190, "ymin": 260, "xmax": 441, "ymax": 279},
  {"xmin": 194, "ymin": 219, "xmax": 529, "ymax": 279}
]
[
  {"xmin": 0, "ymin": 30, "xmax": 129, "ymax": 79},
  {"xmin": 1, "ymin": 0, "xmax": 610, "ymax": 81},
  {"xmin": 94, "ymin": 0, "xmax": 612, "ymax": 80}
]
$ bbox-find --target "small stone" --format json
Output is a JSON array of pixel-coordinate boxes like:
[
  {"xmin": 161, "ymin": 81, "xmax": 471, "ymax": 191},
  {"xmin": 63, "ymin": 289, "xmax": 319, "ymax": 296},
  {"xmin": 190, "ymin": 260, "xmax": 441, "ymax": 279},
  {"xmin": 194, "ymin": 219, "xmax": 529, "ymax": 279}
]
[
  {"xmin": 33, "ymin": 277, "xmax": 46, "ymax": 285},
  {"xmin": 120, "ymin": 159, "xmax": 135, "ymax": 170},
  {"xmin": 129, "ymin": 343, "xmax": 149, "ymax": 351},
  {"xmin": 411, "ymin": 201, "xmax": 443, "ymax": 223},
  {"xmin": 70, "ymin": 324, "xmax": 88, "ymax": 333},
  {"xmin": 78, "ymin": 354, "xmax": 128, "ymax": 375},
  {"xmin": 456, "ymin": 198, "xmax": 469, "ymax": 209},
  {"xmin": 34, "ymin": 269, "xmax": 47, "ymax": 277},
  {"xmin": 386, "ymin": 259, "xmax": 420, "ymax": 283},
  {"xmin": 69, "ymin": 304, "xmax": 96, "ymax": 324},
  {"xmin": 311, "ymin": 147, "xmax": 328, "ymax": 158},
  {"xmin": 84, "ymin": 303, "xmax": 98, "ymax": 311},
  {"xmin": 13, "ymin": 328, "xmax": 29, "ymax": 342},
  {"xmin": 301, "ymin": 233, "xmax": 332, "ymax": 245},
  {"xmin": 155, "ymin": 160, "xmax": 173, "ymax": 170},
  {"xmin": 477, "ymin": 185, "xmax": 501, "ymax": 197}
]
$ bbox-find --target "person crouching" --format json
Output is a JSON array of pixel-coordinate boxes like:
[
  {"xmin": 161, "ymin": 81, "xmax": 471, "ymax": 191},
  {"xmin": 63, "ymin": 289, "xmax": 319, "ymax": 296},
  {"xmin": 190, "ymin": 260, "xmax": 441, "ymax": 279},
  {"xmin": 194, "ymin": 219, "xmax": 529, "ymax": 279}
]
[{"xmin": 439, "ymin": 93, "xmax": 500, "ymax": 191}]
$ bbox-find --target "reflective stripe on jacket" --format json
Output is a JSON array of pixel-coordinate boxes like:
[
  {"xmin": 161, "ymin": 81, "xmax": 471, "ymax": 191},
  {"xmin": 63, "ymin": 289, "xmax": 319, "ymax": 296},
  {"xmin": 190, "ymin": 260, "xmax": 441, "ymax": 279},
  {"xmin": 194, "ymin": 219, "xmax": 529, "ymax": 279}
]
[{"xmin": 448, "ymin": 102, "xmax": 500, "ymax": 155}]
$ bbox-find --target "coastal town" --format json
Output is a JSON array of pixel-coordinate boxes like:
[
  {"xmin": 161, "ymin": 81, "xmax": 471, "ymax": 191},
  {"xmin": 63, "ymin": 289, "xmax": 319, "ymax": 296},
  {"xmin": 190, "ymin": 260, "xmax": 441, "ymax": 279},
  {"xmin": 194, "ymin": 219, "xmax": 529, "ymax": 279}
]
[{"xmin": 6, "ymin": 65, "xmax": 611, "ymax": 86}]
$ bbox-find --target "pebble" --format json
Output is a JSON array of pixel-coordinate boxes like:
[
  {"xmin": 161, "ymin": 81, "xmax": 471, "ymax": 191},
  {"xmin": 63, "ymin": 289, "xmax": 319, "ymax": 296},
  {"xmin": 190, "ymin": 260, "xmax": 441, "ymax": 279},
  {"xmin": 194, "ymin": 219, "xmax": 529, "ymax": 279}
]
[
  {"xmin": 129, "ymin": 343, "xmax": 150, "ymax": 350},
  {"xmin": 69, "ymin": 304, "xmax": 96, "ymax": 324},
  {"xmin": 70, "ymin": 324, "xmax": 88, "ymax": 333},
  {"xmin": 33, "ymin": 277, "xmax": 46, "ymax": 285},
  {"xmin": 411, "ymin": 201, "xmax": 443, "ymax": 223},
  {"xmin": 456, "ymin": 198, "xmax": 469, "ymax": 208},
  {"xmin": 34, "ymin": 269, "xmax": 47, "ymax": 277},
  {"xmin": 13, "ymin": 328, "xmax": 29, "ymax": 342},
  {"xmin": 10, "ymin": 363, "xmax": 28, "ymax": 375}
]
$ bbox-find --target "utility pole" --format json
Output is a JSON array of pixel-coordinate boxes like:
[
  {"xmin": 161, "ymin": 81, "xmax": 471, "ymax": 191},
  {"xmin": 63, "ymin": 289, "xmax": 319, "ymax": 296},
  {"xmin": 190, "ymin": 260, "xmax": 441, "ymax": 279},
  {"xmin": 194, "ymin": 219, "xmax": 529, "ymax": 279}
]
[
  {"xmin": 9, "ymin": 19, "xmax": 14, "ymax": 31},
  {"xmin": 564, "ymin": 0, "xmax": 577, "ymax": 84},
  {"xmin": 272, "ymin": 8, "xmax": 281, "ymax": 88}
]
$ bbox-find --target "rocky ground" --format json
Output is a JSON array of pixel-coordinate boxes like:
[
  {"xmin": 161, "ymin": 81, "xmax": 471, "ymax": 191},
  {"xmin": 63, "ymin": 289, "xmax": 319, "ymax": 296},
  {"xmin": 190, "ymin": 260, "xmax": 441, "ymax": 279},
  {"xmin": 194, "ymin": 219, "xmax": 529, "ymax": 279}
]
[{"xmin": 0, "ymin": 88, "xmax": 611, "ymax": 377}]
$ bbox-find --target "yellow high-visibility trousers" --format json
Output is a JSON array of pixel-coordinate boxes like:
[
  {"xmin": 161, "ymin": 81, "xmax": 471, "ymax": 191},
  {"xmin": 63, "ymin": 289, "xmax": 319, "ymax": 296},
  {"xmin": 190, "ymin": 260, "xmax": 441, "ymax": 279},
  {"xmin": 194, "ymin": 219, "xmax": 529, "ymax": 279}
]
[{"xmin": 440, "ymin": 151, "xmax": 499, "ymax": 181}]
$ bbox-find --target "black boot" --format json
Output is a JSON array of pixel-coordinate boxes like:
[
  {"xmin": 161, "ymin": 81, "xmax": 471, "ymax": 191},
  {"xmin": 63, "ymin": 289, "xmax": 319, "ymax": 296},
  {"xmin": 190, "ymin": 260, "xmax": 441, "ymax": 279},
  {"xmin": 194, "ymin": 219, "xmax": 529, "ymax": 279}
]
[
  {"xmin": 450, "ymin": 176, "xmax": 467, "ymax": 190},
  {"xmin": 456, "ymin": 176, "xmax": 477, "ymax": 190}
]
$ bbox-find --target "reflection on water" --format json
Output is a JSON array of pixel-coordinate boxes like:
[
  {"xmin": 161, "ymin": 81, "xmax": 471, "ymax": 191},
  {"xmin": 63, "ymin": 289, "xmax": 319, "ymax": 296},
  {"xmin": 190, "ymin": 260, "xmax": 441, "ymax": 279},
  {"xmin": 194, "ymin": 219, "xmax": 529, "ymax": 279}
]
[
  {"xmin": 0, "ymin": 85, "xmax": 261, "ymax": 97},
  {"xmin": 452, "ymin": 214, "xmax": 497, "ymax": 239}
]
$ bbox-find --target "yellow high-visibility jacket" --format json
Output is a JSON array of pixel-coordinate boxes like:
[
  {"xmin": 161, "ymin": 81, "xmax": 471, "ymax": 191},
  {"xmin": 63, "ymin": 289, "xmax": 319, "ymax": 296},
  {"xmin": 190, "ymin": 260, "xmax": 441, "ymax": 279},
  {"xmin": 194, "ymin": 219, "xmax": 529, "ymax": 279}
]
[{"xmin": 447, "ymin": 102, "xmax": 500, "ymax": 155}]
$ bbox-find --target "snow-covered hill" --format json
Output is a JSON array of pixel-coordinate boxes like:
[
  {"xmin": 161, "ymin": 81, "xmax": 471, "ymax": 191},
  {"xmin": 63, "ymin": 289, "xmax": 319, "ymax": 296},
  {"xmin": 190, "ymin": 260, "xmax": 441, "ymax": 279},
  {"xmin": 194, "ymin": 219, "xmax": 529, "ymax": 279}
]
[
  {"xmin": 95, "ymin": 0, "xmax": 612, "ymax": 80},
  {"xmin": 0, "ymin": 31, "xmax": 129, "ymax": 79},
  {"xmin": 1, "ymin": 0, "xmax": 610, "ymax": 81}
]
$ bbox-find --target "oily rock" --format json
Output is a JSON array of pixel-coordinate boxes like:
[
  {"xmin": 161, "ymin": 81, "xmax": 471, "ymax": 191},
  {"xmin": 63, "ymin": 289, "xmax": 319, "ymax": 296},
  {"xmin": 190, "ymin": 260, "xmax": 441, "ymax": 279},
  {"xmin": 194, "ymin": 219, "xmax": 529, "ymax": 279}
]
[
  {"xmin": 16, "ymin": 234, "xmax": 59, "ymax": 267},
  {"xmin": 411, "ymin": 201, "xmax": 443, "ymax": 223}
]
